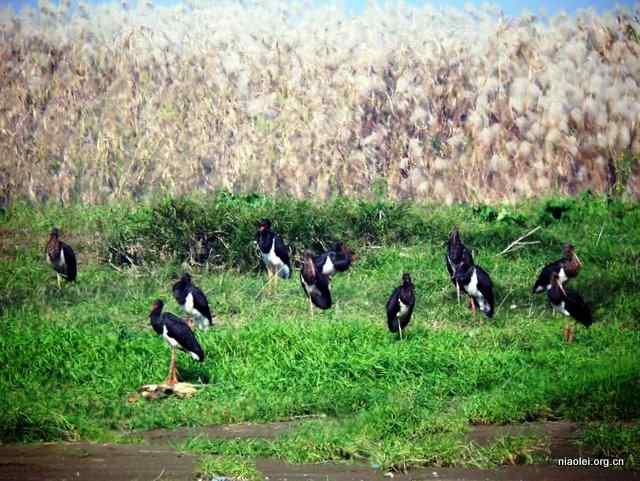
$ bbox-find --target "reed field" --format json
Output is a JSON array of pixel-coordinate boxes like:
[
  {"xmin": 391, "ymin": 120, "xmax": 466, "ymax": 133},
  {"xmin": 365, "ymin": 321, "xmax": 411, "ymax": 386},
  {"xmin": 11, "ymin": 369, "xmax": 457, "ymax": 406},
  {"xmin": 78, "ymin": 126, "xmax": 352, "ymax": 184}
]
[
  {"xmin": 0, "ymin": 0, "xmax": 640, "ymax": 205},
  {"xmin": 0, "ymin": 194, "xmax": 639, "ymax": 475}
]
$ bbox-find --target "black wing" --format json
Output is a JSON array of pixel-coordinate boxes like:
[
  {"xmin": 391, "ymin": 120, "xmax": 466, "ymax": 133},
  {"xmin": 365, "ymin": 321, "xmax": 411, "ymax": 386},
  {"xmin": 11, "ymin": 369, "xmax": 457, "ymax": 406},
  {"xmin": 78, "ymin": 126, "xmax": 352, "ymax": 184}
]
[
  {"xmin": 172, "ymin": 279, "xmax": 188, "ymax": 305},
  {"xmin": 274, "ymin": 234, "xmax": 290, "ymax": 268},
  {"xmin": 565, "ymin": 289, "xmax": 593, "ymax": 327},
  {"xmin": 311, "ymin": 274, "xmax": 331, "ymax": 309},
  {"xmin": 191, "ymin": 286, "xmax": 213, "ymax": 321},
  {"xmin": 475, "ymin": 265, "xmax": 494, "ymax": 318},
  {"xmin": 386, "ymin": 287, "xmax": 400, "ymax": 321},
  {"xmin": 386, "ymin": 287, "xmax": 401, "ymax": 331},
  {"xmin": 532, "ymin": 259, "xmax": 563, "ymax": 294},
  {"xmin": 162, "ymin": 312, "xmax": 205, "ymax": 361},
  {"xmin": 61, "ymin": 242, "xmax": 77, "ymax": 282},
  {"xmin": 332, "ymin": 253, "xmax": 352, "ymax": 272}
]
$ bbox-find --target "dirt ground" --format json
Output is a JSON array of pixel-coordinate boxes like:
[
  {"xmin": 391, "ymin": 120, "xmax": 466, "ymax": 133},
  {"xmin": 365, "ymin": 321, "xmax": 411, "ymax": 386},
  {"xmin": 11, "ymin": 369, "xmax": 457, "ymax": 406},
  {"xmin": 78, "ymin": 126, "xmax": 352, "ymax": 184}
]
[{"xmin": 1, "ymin": 421, "xmax": 638, "ymax": 481}]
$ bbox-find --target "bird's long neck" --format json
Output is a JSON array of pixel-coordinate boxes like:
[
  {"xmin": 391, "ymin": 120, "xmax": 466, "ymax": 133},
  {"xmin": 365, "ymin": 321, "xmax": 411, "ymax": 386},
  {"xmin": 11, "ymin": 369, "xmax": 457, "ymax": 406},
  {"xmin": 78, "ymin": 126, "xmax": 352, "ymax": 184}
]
[
  {"xmin": 400, "ymin": 281, "xmax": 413, "ymax": 300},
  {"xmin": 258, "ymin": 230, "xmax": 273, "ymax": 250},
  {"xmin": 303, "ymin": 257, "xmax": 316, "ymax": 282},
  {"xmin": 47, "ymin": 235, "xmax": 60, "ymax": 256},
  {"xmin": 149, "ymin": 307, "xmax": 164, "ymax": 332}
]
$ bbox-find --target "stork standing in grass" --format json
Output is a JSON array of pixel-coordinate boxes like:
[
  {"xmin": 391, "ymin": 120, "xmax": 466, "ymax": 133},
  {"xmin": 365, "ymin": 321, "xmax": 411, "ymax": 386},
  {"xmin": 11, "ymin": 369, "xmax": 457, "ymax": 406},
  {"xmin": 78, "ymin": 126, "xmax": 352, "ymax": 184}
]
[
  {"xmin": 172, "ymin": 273, "xmax": 214, "ymax": 330},
  {"xmin": 532, "ymin": 243, "xmax": 582, "ymax": 294},
  {"xmin": 386, "ymin": 273, "xmax": 415, "ymax": 339},
  {"xmin": 314, "ymin": 241, "xmax": 355, "ymax": 277},
  {"xmin": 445, "ymin": 227, "xmax": 473, "ymax": 304},
  {"xmin": 300, "ymin": 250, "xmax": 332, "ymax": 316},
  {"xmin": 547, "ymin": 272, "xmax": 592, "ymax": 342},
  {"xmin": 46, "ymin": 228, "xmax": 77, "ymax": 288},
  {"xmin": 454, "ymin": 251, "xmax": 494, "ymax": 320},
  {"xmin": 256, "ymin": 219, "xmax": 291, "ymax": 288},
  {"xmin": 149, "ymin": 299, "xmax": 205, "ymax": 385}
]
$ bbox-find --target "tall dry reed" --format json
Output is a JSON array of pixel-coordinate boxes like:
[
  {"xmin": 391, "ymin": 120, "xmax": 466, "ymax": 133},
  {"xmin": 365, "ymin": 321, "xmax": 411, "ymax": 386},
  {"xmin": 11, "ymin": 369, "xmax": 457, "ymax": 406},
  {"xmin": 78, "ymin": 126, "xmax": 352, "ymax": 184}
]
[{"xmin": 0, "ymin": 0, "xmax": 639, "ymax": 205}]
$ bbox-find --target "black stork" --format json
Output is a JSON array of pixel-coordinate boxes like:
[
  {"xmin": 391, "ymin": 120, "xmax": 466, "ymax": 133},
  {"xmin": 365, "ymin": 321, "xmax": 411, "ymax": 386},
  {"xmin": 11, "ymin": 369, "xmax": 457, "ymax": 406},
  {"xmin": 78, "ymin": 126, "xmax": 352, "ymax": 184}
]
[
  {"xmin": 300, "ymin": 250, "xmax": 331, "ymax": 316},
  {"xmin": 314, "ymin": 241, "xmax": 355, "ymax": 277},
  {"xmin": 256, "ymin": 219, "xmax": 291, "ymax": 286},
  {"xmin": 46, "ymin": 227, "xmax": 77, "ymax": 288},
  {"xmin": 445, "ymin": 227, "xmax": 474, "ymax": 303},
  {"xmin": 453, "ymin": 251, "xmax": 494, "ymax": 319},
  {"xmin": 149, "ymin": 299, "xmax": 205, "ymax": 385},
  {"xmin": 386, "ymin": 273, "xmax": 415, "ymax": 339},
  {"xmin": 547, "ymin": 272, "xmax": 592, "ymax": 342},
  {"xmin": 172, "ymin": 273, "xmax": 214, "ymax": 330},
  {"xmin": 532, "ymin": 243, "xmax": 582, "ymax": 294}
]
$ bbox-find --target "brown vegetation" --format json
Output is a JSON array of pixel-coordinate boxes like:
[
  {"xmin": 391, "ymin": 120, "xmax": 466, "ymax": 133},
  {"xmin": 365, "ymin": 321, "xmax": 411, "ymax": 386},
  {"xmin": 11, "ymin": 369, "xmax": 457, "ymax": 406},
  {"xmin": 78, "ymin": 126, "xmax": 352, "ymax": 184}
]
[{"xmin": 0, "ymin": 1, "xmax": 639, "ymax": 205}]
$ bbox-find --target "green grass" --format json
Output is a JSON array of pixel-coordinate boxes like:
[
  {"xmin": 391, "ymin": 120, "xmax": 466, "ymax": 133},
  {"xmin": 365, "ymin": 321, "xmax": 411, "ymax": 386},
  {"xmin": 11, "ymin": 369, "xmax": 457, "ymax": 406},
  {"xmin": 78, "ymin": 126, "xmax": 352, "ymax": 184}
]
[
  {"xmin": 198, "ymin": 455, "xmax": 262, "ymax": 481},
  {"xmin": 579, "ymin": 423, "xmax": 640, "ymax": 468},
  {"xmin": 1, "ymin": 194, "xmax": 639, "ymax": 472}
]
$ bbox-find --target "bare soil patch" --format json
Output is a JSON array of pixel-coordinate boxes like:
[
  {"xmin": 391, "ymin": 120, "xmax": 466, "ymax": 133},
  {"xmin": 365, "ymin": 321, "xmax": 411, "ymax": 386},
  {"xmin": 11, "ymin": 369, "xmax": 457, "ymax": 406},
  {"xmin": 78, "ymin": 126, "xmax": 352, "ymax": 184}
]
[
  {"xmin": 467, "ymin": 421, "xmax": 583, "ymax": 458},
  {"xmin": 138, "ymin": 419, "xmax": 304, "ymax": 444},
  {"xmin": 1, "ymin": 443, "xmax": 638, "ymax": 481},
  {"xmin": 0, "ymin": 442, "xmax": 196, "ymax": 481}
]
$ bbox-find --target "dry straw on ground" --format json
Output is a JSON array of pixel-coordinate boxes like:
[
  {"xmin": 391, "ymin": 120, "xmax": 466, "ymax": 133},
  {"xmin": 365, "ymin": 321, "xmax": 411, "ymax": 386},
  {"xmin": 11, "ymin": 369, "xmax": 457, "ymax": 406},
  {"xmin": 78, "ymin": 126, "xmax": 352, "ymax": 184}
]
[{"xmin": 0, "ymin": 0, "xmax": 639, "ymax": 205}]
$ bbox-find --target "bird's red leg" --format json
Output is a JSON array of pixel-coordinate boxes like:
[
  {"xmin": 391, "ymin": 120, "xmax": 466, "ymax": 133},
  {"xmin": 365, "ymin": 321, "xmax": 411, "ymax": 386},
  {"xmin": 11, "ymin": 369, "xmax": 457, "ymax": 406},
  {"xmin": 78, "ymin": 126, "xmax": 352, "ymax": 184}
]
[
  {"xmin": 470, "ymin": 298, "xmax": 477, "ymax": 321},
  {"xmin": 567, "ymin": 324, "xmax": 575, "ymax": 343},
  {"xmin": 165, "ymin": 348, "xmax": 178, "ymax": 385}
]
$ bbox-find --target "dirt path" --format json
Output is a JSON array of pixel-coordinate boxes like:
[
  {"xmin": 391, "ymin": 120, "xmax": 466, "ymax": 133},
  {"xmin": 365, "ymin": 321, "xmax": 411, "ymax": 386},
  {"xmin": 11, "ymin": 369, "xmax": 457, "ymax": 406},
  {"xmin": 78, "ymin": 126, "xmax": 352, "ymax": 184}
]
[
  {"xmin": 1, "ymin": 421, "xmax": 638, "ymax": 481},
  {"xmin": 0, "ymin": 442, "xmax": 196, "ymax": 481}
]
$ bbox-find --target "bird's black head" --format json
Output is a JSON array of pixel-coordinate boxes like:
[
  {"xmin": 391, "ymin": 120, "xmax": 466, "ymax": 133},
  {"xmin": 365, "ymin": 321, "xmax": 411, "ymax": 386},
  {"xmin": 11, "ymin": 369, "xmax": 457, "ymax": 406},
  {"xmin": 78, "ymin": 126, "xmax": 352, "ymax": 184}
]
[
  {"xmin": 151, "ymin": 299, "xmax": 164, "ymax": 313},
  {"xmin": 563, "ymin": 244, "xmax": 575, "ymax": 256},
  {"xmin": 402, "ymin": 272, "xmax": 413, "ymax": 285},
  {"xmin": 449, "ymin": 227, "xmax": 460, "ymax": 243},
  {"xmin": 258, "ymin": 219, "xmax": 272, "ymax": 232},
  {"xmin": 181, "ymin": 273, "xmax": 192, "ymax": 284},
  {"xmin": 49, "ymin": 227, "xmax": 60, "ymax": 238},
  {"xmin": 335, "ymin": 241, "xmax": 355, "ymax": 260}
]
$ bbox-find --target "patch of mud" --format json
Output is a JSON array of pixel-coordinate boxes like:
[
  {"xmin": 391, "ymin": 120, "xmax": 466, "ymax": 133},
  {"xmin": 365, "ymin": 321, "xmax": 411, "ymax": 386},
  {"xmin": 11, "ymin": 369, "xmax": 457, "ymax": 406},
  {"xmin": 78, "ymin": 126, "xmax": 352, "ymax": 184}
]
[
  {"xmin": 256, "ymin": 459, "xmax": 640, "ymax": 481},
  {"xmin": 467, "ymin": 421, "xmax": 583, "ymax": 458},
  {"xmin": 0, "ymin": 442, "xmax": 196, "ymax": 481},
  {"xmin": 1, "ymin": 441, "xmax": 638, "ymax": 481},
  {"xmin": 138, "ymin": 419, "xmax": 311, "ymax": 445},
  {"xmin": 256, "ymin": 460, "xmax": 640, "ymax": 481}
]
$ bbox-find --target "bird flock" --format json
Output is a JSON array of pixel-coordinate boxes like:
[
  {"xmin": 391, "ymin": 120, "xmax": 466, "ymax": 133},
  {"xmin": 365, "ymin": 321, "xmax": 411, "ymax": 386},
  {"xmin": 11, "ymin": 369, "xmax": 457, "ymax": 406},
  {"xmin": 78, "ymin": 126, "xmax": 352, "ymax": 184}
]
[{"xmin": 46, "ymin": 221, "xmax": 593, "ymax": 385}]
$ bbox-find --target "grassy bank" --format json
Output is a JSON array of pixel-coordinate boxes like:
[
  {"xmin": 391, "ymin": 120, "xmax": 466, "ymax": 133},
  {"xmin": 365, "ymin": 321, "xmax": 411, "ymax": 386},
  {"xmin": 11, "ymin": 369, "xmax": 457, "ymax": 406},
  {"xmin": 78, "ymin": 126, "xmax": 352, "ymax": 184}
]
[{"xmin": 0, "ymin": 194, "xmax": 639, "ymax": 470}]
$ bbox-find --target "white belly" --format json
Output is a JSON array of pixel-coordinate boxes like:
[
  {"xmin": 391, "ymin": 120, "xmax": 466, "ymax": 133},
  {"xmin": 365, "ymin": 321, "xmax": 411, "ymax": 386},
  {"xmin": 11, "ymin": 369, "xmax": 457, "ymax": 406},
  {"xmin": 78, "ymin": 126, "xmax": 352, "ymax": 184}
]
[
  {"xmin": 184, "ymin": 292, "xmax": 194, "ymax": 314},
  {"xmin": 321, "ymin": 257, "xmax": 335, "ymax": 276},
  {"xmin": 558, "ymin": 268, "xmax": 568, "ymax": 284},
  {"xmin": 261, "ymin": 239, "xmax": 289, "ymax": 278},
  {"xmin": 552, "ymin": 301, "xmax": 571, "ymax": 317},
  {"xmin": 466, "ymin": 269, "xmax": 486, "ymax": 311},
  {"xmin": 184, "ymin": 292, "xmax": 210, "ymax": 329},
  {"xmin": 398, "ymin": 299, "xmax": 409, "ymax": 317},
  {"xmin": 162, "ymin": 325, "xmax": 179, "ymax": 347}
]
